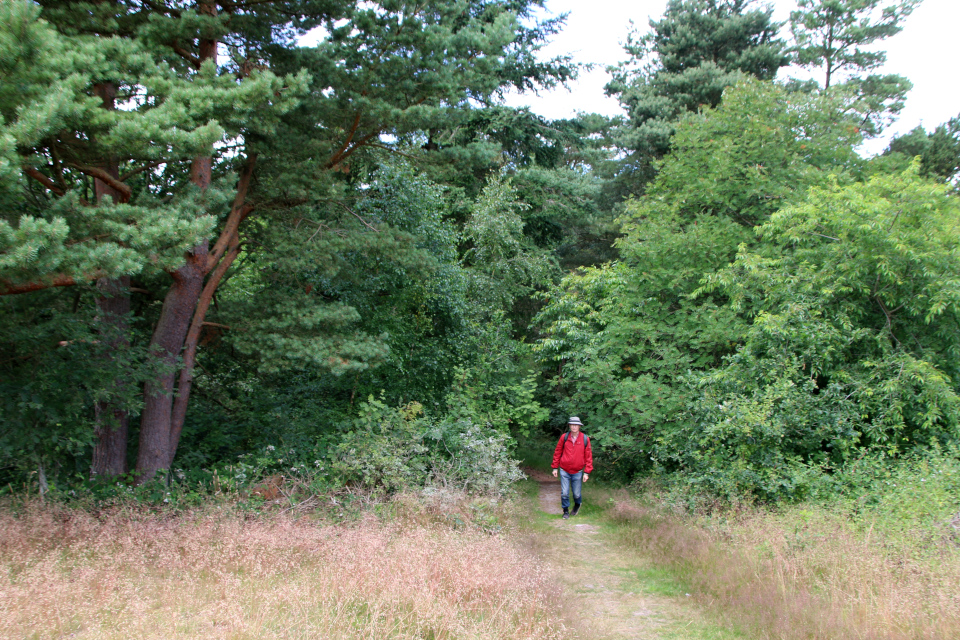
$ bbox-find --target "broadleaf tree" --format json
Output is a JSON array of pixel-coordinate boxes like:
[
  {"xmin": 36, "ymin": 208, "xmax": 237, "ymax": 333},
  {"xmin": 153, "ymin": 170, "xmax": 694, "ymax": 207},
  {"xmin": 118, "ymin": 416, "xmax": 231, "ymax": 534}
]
[{"xmin": 534, "ymin": 80, "xmax": 865, "ymax": 475}]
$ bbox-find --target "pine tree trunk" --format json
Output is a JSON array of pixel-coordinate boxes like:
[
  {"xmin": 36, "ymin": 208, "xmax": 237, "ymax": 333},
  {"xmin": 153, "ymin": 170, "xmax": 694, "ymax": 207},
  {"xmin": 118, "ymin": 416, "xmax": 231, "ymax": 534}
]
[
  {"xmin": 90, "ymin": 79, "xmax": 132, "ymax": 478},
  {"xmin": 136, "ymin": 248, "xmax": 207, "ymax": 480},
  {"xmin": 134, "ymin": 1, "xmax": 218, "ymax": 482},
  {"xmin": 91, "ymin": 276, "xmax": 131, "ymax": 477},
  {"xmin": 134, "ymin": 157, "xmax": 259, "ymax": 481}
]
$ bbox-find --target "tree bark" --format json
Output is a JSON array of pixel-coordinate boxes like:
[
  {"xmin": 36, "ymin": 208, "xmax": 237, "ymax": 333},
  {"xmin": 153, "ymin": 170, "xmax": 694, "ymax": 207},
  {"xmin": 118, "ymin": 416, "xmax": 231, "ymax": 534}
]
[
  {"xmin": 136, "ymin": 247, "xmax": 207, "ymax": 479},
  {"xmin": 134, "ymin": 153, "xmax": 259, "ymax": 480},
  {"xmin": 90, "ymin": 79, "xmax": 133, "ymax": 478},
  {"xmin": 135, "ymin": 0, "xmax": 221, "ymax": 481},
  {"xmin": 168, "ymin": 200, "xmax": 253, "ymax": 468},
  {"xmin": 91, "ymin": 275, "xmax": 132, "ymax": 477}
]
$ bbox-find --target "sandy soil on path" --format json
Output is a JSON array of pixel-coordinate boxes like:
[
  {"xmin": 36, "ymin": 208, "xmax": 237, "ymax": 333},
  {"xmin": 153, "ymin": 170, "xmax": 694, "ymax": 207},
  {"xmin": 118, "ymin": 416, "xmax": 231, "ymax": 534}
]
[{"xmin": 524, "ymin": 468, "xmax": 738, "ymax": 640}]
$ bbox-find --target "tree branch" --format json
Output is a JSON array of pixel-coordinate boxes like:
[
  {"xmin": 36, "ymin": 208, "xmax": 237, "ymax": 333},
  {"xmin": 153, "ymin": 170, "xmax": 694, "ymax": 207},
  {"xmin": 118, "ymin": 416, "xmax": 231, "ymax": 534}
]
[
  {"xmin": 119, "ymin": 161, "xmax": 166, "ymax": 182},
  {"xmin": 207, "ymin": 154, "xmax": 257, "ymax": 271},
  {"xmin": 0, "ymin": 273, "xmax": 82, "ymax": 296},
  {"xmin": 326, "ymin": 111, "xmax": 363, "ymax": 169},
  {"xmin": 68, "ymin": 163, "xmax": 132, "ymax": 202},
  {"xmin": 335, "ymin": 201, "xmax": 379, "ymax": 233},
  {"xmin": 169, "ymin": 236, "xmax": 241, "ymax": 456},
  {"xmin": 23, "ymin": 168, "xmax": 65, "ymax": 196},
  {"xmin": 367, "ymin": 143, "xmax": 419, "ymax": 161},
  {"xmin": 332, "ymin": 131, "xmax": 381, "ymax": 169},
  {"xmin": 171, "ymin": 41, "xmax": 202, "ymax": 69}
]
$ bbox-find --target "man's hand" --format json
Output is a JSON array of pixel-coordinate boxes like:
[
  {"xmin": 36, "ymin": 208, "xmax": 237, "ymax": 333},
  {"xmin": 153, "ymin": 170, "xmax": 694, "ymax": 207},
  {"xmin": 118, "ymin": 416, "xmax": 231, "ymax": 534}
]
[
  {"xmin": 552, "ymin": 469, "xmax": 558, "ymax": 478},
  {"xmin": 583, "ymin": 473, "xmax": 589, "ymax": 482}
]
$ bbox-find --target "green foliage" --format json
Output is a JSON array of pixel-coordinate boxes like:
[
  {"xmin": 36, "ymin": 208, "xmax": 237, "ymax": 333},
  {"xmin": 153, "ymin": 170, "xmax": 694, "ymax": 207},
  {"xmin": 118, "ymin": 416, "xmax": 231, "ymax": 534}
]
[
  {"xmin": 170, "ymin": 166, "xmax": 549, "ymax": 473},
  {"xmin": 886, "ymin": 114, "xmax": 960, "ymax": 183},
  {"xmin": 0, "ymin": 289, "xmax": 161, "ymax": 486},
  {"xmin": 510, "ymin": 163, "xmax": 618, "ymax": 268},
  {"xmin": 0, "ymin": 0, "xmax": 238, "ymax": 288},
  {"xmin": 838, "ymin": 445, "xmax": 960, "ymax": 548},
  {"xmin": 605, "ymin": 0, "xmax": 789, "ymax": 196},
  {"xmin": 425, "ymin": 420, "xmax": 525, "ymax": 496},
  {"xmin": 330, "ymin": 396, "xmax": 524, "ymax": 496},
  {"xmin": 673, "ymin": 167, "xmax": 960, "ymax": 499},
  {"xmin": 443, "ymin": 318, "xmax": 549, "ymax": 439},
  {"xmin": 789, "ymin": 0, "xmax": 919, "ymax": 136},
  {"xmin": 463, "ymin": 175, "xmax": 557, "ymax": 311},
  {"xmin": 332, "ymin": 399, "xmax": 431, "ymax": 492},
  {"xmin": 415, "ymin": 108, "xmax": 608, "ymax": 199},
  {"xmin": 534, "ymin": 81, "xmax": 864, "ymax": 477},
  {"xmin": 0, "ymin": 0, "xmax": 572, "ymax": 490},
  {"xmin": 790, "ymin": 0, "xmax": 920, "ymax": 89},
  {"xmin": 645, "ymin": 80, "xmax": 862, "ymax": 226}
]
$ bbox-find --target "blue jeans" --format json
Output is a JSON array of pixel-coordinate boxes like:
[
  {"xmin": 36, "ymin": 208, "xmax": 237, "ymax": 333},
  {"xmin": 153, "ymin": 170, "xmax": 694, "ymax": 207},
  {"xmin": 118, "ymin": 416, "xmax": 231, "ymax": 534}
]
[{"xmin": 559, "ymin": 469, "xmax": 583, "ymax": 510}]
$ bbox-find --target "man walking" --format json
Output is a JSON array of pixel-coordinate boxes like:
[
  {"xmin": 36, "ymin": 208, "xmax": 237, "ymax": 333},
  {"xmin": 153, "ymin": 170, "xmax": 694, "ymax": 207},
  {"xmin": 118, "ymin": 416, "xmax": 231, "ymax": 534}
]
[{"xmin": 551, "ymin": 416, "xmax": 593, "ymax": 519}]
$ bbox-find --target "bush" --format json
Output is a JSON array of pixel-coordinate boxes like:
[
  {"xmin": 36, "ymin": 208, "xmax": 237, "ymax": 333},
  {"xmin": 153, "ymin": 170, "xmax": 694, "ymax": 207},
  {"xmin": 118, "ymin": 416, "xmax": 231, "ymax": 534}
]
[
  {"xmin": 658, "ymin": 168, "xmax": 960, "ymax": 500},
  {"xmin": 838, "ymin": 445, "xmax": 960, "ymax": 550},
  {"xmin": 330, "ymin": 396, "xmax": 525, "ymax": 497},
  {"xmin": 425, "ymin": 420, "xmax": 525, "ymax": 496},
  {"xmin": 330, "ymin": 398, "xmax": 431, "ymax": 492}
]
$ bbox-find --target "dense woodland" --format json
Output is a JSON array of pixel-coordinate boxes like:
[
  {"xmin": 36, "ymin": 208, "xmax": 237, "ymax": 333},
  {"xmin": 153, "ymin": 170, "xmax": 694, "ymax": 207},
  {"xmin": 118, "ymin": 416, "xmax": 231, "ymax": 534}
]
[{"xmin": 2, "ymin": 0, "xmax": 959, "ymax": 503}]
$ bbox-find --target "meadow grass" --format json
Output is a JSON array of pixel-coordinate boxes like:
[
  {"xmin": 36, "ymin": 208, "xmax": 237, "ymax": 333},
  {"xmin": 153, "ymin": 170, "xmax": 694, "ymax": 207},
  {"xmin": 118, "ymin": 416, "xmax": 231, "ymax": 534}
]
[
  {"xmin": 0, "ymin": 498, "xmax": 572, "ymax": 640},
  {"xmin": 600, "ymin": 486, "xmax": 960, "ymax": 640}
]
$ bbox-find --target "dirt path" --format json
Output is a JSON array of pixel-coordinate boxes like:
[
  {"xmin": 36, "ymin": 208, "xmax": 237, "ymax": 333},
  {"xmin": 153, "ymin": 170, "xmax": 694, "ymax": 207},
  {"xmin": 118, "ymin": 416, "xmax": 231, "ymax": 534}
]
[{"xmin": 525, "ymin": 468, "xmax": 741, "ymax": 640}]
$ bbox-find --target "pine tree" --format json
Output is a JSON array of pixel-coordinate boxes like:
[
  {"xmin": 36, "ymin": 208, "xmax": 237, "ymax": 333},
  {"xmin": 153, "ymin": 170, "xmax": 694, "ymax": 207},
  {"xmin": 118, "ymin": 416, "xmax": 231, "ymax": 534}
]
[
  {"xmin": 885, "ymin": 114, "xmax": 960, "ymax": 183},
  {"xmin": 789, "ymin": 0, "xmax": 920, "ymax": 135},
  {"xmin": 605, "ymin": 0, "xmax": 788, "ymax": 197},
  {"xmin": 1, "ymin": 0, "xmax": 573, "ymax": 481}
]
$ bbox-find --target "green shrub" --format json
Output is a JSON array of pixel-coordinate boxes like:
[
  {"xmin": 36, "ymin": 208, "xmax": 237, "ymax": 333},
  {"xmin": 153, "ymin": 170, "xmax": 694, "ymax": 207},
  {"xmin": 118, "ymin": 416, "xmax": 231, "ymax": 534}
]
[
  {"xmin": 425, "ymin": 420, "xmax": 524, "ymax": 496},
  {"xmin": 838, "ymin": 445, "xmax": 960, "ymax": 550},
  {"xmin": 330, "ymin": 396, "xmax": 525, "ymax": 496},
  {"xmin": 330, "ymin": 398, "xmax": 431, "ymax": 492}
]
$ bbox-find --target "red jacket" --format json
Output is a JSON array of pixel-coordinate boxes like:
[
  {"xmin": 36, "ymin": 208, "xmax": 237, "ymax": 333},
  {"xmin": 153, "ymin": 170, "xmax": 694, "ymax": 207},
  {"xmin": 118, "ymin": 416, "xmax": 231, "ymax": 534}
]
[{"xmin": 552, "ymin": 432, "xmax": 593, "ymax": 474}]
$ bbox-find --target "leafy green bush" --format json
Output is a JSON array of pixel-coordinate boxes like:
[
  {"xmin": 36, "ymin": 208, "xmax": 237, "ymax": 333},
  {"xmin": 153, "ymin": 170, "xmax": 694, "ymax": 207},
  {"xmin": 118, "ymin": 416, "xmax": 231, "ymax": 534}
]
[
  {"xmin": 838, "ymin": 445, "xmax": 960, "ymax": 549},
  {"xmin": 329, "ymin": 396, "xmax": 525, "ymax": 496},
  {"xmin": 425, "ymin": 420, "xmax": 525, "ymax": 496},
  {"xmin": 331, "ymin": 398, "xmax": 431, "ymax": 492}
]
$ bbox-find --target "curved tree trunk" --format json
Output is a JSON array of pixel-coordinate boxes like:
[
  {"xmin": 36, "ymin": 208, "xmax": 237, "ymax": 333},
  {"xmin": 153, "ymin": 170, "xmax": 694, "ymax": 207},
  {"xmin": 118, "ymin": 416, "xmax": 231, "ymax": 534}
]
[
  {"xmin": 134, "ymin": 152, "xmax": 257, "ymax": 481},
  {"xmin": 136, "ymin": 247, "xmax": 207, "ymax": 480},
  {"xmin": 134, "ymin": 0, "xmax": 220, "ymax": 482}
]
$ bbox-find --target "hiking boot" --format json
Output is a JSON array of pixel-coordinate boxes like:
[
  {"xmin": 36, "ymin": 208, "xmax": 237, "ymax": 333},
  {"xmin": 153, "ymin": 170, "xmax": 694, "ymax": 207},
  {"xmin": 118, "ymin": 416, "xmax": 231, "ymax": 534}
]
[
  {"xmin": 562, "ymin": 510, "xmax": 570, "ymax": 519},
  {"xmin": 571, "ymin": 503, "xmax": 581, "ymax": 516}
]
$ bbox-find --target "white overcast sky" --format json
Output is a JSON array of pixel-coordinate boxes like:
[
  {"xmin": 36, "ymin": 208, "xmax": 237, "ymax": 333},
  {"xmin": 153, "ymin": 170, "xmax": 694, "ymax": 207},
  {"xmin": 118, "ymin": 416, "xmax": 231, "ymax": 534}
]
[{"xmin": 502, "ymin": 0, "xmax": 959, "ymax": 155}]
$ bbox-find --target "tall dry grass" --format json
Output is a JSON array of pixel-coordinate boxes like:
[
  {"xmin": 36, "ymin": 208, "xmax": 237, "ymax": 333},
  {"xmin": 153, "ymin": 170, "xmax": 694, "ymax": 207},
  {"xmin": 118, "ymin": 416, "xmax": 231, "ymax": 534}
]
[
  {"xmin": 0, "ymin": 501, "xmax": 571, "ymax": 639},
  {"xmin": 608, "ymin": 494, "xmax": 960, "ymax": 640}
]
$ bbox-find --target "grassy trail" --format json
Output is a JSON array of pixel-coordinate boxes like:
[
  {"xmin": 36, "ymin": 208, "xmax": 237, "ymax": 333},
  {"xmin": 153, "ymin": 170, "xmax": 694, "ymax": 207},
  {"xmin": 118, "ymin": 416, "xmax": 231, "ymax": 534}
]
[{"xmin": 523, "ymin": 468, "xmax": 744, "ymax": 640}]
